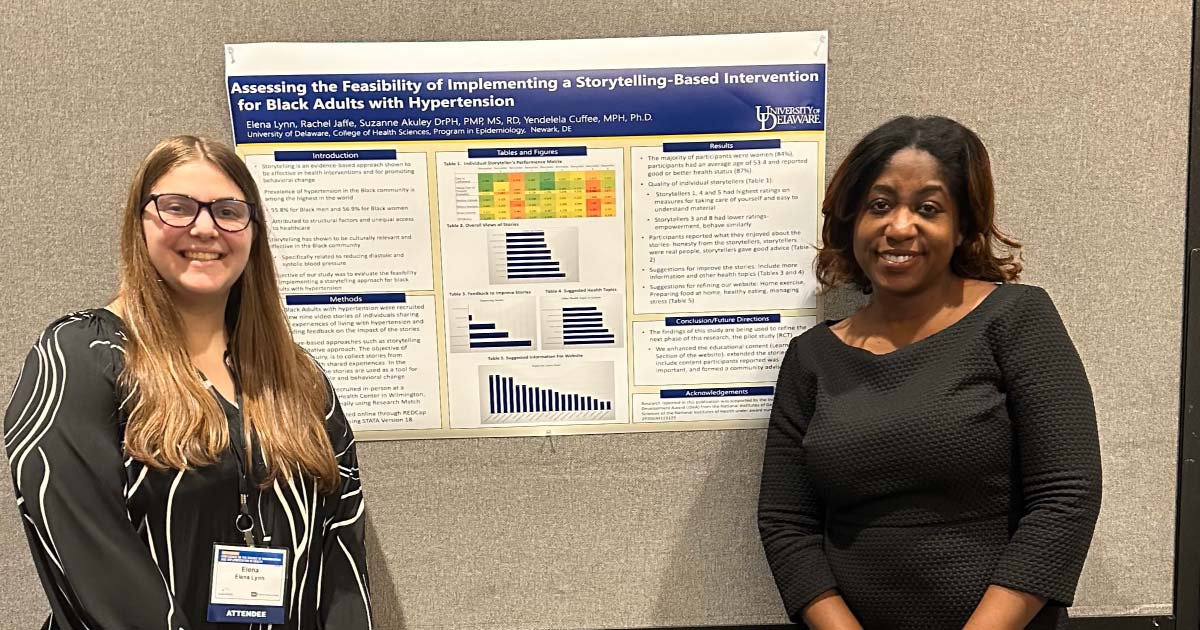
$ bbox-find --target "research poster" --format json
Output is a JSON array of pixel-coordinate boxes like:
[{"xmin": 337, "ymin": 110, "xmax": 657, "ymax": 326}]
[{"xmin": 224, "ymin": 32, "xmax": 826, "ymax": 438}]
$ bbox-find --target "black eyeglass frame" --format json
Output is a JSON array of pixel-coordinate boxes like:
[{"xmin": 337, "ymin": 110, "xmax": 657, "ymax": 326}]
[{"xmin": 145, "ymin": 193, "xmax": 257, "ymax": 233}]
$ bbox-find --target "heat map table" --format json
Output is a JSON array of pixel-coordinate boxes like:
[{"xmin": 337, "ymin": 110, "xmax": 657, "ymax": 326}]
[{"xmin": 477, "ymin": 170, "xmax": 617, "ymax": 220}]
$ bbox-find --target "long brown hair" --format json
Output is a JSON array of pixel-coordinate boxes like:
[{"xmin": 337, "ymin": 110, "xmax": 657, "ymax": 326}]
[
  {"xmin": 117, "ymin": 135, "xmax": 339, "ymax": 493},
  {"xmin": 816, "ymin": 116, "xmax": 1022, "ymax": 292}
]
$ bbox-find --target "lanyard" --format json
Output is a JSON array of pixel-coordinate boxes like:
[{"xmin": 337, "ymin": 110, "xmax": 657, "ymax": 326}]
[
  {"xmin": 215, "ymin": 351, "xmax": 258, "ymax": 548},
  {"xmin": 230, "ymin": 404, "xmax": 256, "ymax": 548}
]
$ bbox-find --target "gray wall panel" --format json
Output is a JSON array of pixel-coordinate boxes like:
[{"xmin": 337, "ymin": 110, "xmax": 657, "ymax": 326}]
[{"xmin": 0, "ymin": 0, "xmax": 1189, "ymax": 626}]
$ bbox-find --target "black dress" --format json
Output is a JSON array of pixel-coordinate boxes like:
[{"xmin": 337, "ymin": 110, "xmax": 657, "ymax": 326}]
[
  {"xmin": 4, "ymin": 309, "xmax": 372, "ymax": 629},
  {"xmin": 758, "ymin": 284, "xmax": 1102, "ymax": 630}
]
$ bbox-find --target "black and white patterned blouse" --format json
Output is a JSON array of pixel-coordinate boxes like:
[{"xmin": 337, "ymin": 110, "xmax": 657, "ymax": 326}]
[{"xmin": 4, "ymin": 309, "xmax": 372, "ymax": 629}]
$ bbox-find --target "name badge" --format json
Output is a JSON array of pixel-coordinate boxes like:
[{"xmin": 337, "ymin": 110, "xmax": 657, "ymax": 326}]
[{"xmin": 207, "ymin": 544, "xmax": 289, "ymax": 624}]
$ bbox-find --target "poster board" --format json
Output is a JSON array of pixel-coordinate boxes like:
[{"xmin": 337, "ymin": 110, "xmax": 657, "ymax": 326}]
[{"xmin": 224, "ymin": 32, "xmax": 828, "ymax": 439}]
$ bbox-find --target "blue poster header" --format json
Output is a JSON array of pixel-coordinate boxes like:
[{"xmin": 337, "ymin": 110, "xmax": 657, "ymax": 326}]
[
  {"xmin": 468, "ymin": 146, "xmax": 588, "ymax": 158},
  {"xmin": 659, "ymin": 387, "xmax": 776, "ymax": 398},
  {"xmin": 275, "ymin": 149, "xmax": 396, "ymax": 161},
  {"xmin": 662, "ymin": 140, "xmax": 781, "ymax": 152},
  {"xmin": 665, "ymin": 314, "xmax": 781, "ymax": 326},
  {"xmin": 228, "ymin": 64, "xmax": 824, "ymax": 144},
  {"xmin": 285, "ymin": 293, "xmax": 407, "ymax": 305}
]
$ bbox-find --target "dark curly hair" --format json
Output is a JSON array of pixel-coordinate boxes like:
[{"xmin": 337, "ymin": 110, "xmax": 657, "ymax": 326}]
[{"xmin": 815, "ymin": 116, "xmax": 1022, "ymax": 292}]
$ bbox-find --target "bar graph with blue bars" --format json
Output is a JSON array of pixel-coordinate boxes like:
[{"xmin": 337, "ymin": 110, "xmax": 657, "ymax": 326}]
[
  {"xmin": 560, "ymin": 306, "xmax": 615, "ymax": 346},
  {"xmin": 488, "ymin": 229, "xmax": 579, "ymax": 285},
  {"xmin": 540, "ymin": 296, "xmax": 623, "ymax": 350},
  {"xmin": 477, "ymin": 363, "xmax": 618, "ymax": 424},
  {"xmin": 449, "ymin": 300, "xmax": 537, "ymax": 353},
  {"xmin": 505, "ymin": 231, "xmax": 563, "ymax": 280},
  {"xmin": 482, "ymin": 374, "xmax": 614, "ymax": 423},
  {"xmin": 466, "ymin": 313, "xmax": 532, "ymax": 349}
]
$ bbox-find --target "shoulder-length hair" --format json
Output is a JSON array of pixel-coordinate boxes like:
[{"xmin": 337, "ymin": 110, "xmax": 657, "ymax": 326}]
[
  {"xmin": 815, "ymin": 116, "xmax": 1022, "ymax": 292},
  {"xmin": 118, "ymin": 135, "xmax": 339, "ymax": 493}
]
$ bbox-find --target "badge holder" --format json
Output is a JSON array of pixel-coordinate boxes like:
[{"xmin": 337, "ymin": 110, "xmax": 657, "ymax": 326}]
[{"xmin": 207, "ymin": 543, "xmax": 289, "ymax": 624}]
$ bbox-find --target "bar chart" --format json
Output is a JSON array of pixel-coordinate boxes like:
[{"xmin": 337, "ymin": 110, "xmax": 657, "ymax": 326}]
[
  {"xmin": 478, "ymin": 362, "xmax": 617, "ymax": 424},
  {"xmin": 540, "ymin": 294, "xmax": 624, "ymax": 349},
  {"xmin": 448, "ymin": 298, "xmax": 538, "ymax": 353},
  {"xmin": 487, "ymin": 228, "xmax": 579, "ymax": 285}
]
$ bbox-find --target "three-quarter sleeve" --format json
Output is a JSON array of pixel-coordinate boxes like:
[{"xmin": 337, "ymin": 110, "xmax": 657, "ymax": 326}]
[
  {"xmin": 757, "ymin": 336, "xmax": 838, "ymax": 623},
  {"xmin": 4, "ymin": 314, "xmax": 193, "ymax": 629},
  {"xmin": 989, "ymin": 286, "xmax": 1103, "ymax": 606},
  {"xmin": 317, "ymin": 377, "xmax": 373, "ymax": 628}
]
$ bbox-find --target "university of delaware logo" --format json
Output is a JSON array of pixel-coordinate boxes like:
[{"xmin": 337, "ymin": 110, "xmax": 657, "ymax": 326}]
[{"xmin": 756, "ymin": 105, "xmax": 823, "ymax": 131}]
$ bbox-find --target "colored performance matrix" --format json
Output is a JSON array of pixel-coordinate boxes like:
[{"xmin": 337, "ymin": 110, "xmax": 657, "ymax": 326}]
[{"xmin": 477, "ymin": 170, "xmax": 617, "ymax": 220}]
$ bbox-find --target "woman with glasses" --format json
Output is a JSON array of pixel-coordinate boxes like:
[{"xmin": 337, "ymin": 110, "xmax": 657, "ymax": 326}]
[
  {"xmin": 4, "ymin": 136, "xmax": 371, "ymax": 629},
  {"xmin": 757, "ymin": 117, "xmax": 1101, "ymax": 630}
]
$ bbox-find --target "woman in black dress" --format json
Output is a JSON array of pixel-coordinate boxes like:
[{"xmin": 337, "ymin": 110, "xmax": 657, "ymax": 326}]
[
  {"xmin": 758, "ymin": 116, "xmax": 1101, "ymax": 630},
  {"xmin": 4, "ymin": 136, "xmax": 371, "ymax": 629}
]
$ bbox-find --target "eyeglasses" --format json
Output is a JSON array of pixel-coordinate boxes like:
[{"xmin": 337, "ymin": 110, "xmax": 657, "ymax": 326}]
[{"xmin": 146, "ymin": 193, "xmax": 256, "ymax": 232}]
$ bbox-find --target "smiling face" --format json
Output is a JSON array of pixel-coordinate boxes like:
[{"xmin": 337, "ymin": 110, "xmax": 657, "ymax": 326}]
[
  {"xmin": 141, "ymin": 160, "xmax": 254, "ymax": 307},
  {"xmin": 852, "ymin": 147, "xmax": 963, "ymax": 298}
]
